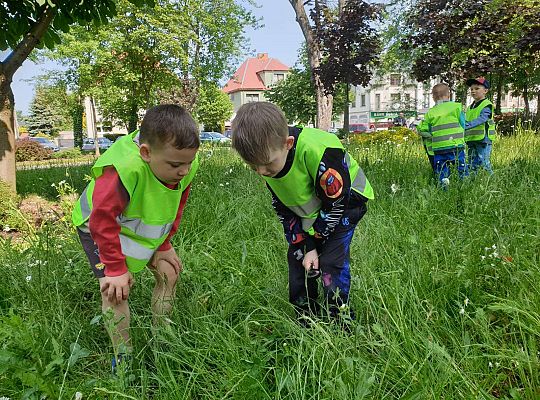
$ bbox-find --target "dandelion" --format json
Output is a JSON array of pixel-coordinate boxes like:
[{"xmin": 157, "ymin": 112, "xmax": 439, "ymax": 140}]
[
  {"xmin": 26, "ymin": 275, "xmax": 32, "ymax": 282},
  {"xmin": 390, "ymin": 183, "xmax": 399, "ymax": 193},
  {"xmin": 459, "ymin": 307, "xmax": 465, "ymax": 315}
]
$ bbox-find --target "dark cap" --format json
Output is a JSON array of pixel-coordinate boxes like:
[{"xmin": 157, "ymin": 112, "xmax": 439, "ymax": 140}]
[{"xmin": 466, "ymin": 77, "xmax": 490, "ymax": 89}]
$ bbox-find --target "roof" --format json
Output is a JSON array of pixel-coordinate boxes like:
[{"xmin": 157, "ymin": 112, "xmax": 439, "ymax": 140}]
[{"xmin": 223, "ymin": 53, "xmax": 289, "ymax": 94}]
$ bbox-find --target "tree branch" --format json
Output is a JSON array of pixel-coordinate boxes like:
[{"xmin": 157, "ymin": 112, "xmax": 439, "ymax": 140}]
[{"xmin": 3, "ymin": 5, "xmax": 57, "ymax": 80}]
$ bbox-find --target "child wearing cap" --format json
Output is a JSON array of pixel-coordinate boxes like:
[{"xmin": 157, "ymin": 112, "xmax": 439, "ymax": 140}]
[{"xmin": 464, "ymin": 77, "xmax": 496, "ymax": 175}]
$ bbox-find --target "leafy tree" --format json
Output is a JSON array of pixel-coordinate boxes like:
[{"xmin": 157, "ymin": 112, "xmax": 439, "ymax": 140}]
[
  {"xmin": 48, "ymin": 0, "xmax": 257, "ymax": 132},
  {"xmin": 195, "ymin": 84, "xmax": 233, "ymax": 133},
  {"xmin": 265, "ymin": 49, "xmax": 351, "ymax": 126},
  {"xmin": 288, "ymin": 0, "xmax": 381, "ymax": 130},
  {"xmin": 0, "ymin": 0, "xmax": 152, "ymax": 189}
]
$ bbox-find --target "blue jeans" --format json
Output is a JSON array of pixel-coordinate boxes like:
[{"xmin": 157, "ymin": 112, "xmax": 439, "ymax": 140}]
[
  {"xmin": 467, "ymin": 142, "xmax": 493, "ymax": 175},
  {"xmin": 433, "ymin": 149, "xmax": 468, "ymax": 184}
]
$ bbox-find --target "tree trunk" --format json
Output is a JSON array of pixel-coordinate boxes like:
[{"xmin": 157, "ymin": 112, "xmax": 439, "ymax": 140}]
[
  {"xmin": 128, "ymin": 103, "xmax": 138, "ymax": 133},
  {"xmin": 0, "ymin": 72, "xmax": 16, "ymax": 188},
  {"xmin": 495, "ymin": 76, "xmax": 502, "ymax": 115},
  {"xmin": 536, "ymin": 89, "xmax": 540, "ymax": 121},
  {"xmin": 73, "ymin": 100, "xmax": 84, "ymax": 148},
  {"xmin": 343, "ymin": 84, "xmax": 350, "ymax": 133},
  {"xmin": 290, "ymin": 0, "xmax": 333, "ymax": 130},
  {"xmin": 523, "ymin": 81, "xmax": 530, "ymax": 117},
  {"xmin": 0, "ymin": 5, "xmax": 56, "ymax": 190}
]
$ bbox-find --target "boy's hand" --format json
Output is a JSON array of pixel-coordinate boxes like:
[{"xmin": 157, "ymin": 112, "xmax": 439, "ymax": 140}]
[
  {"xmin": 101, "ymin": 272, "xmax": 134, "ymax": 305},
  {"xmin": 302, "ymin": 249, "xmax": 319, "ymax": 273},
  {"xmin": 152, "ymin": 248, "xmax": 182, "ymax": 275}
]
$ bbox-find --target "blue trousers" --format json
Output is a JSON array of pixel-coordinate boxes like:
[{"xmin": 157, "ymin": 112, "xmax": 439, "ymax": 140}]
[
  {"xmin": 467, "ymin": 142, "xmax": 493, "ymax": 175},
  {"xmin": 287, "ymin": 204, "xmax": 366, "ymax": 319},
  {"xmin": 433, "ymin": 149, "xmax": 468, "ymax": 184}
]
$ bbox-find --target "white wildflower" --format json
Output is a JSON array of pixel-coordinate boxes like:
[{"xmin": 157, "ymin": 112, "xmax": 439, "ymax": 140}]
[
  {"xmin": 219, "ymin": 183, "xmax": 224, "ymax": 187},
  {"xmin": 480, "ymin": 255, "xmax": 486, "ymax": 260},
  {"xmin": 488, "ymin": 362, "xmax": 493, "ymax": 368},
  {"xmin": 390, "ymin": 183, "xmax": 399, "ymax": 193},
  {"xmin": 459, "ymin": 307, "xmax": 465, "ymax": 315},
  {"xmin": 26, "ymin": 275, "xmax": 32, "ymax": 282},
  {"xmin": 0, "ymin": 396, "xmax": 11, "ymax": 400},
  {"xmin": 492, "ymin": 244, "xmax": 497, "ymax": 249},
  {"xmin": 441, "ymin": 178, "xmax": 450, "ymax": 186},
  {"xmin": 58, "ymin": 180, "xmax": 66, "ymax": 185},
  {"xmin": 225, "ymin": 182, "xmax": 229, "ymax": 185},
  {"xmin": 492, "ymin": 252, "xmax": 499, "ymax": 258},
  {"xmin": 75, "ymin": 392, "xmax": 83, "ymax": 400},
  {"xmin": 464, "ymin": 298, "xmax": 469, "ymax": 306},
  {"xmin": 229, "ymin": 168, "xmax": 233, "ymax": 173},
  {"xmin": 3, "ymin": 225, "xmax": 10, "ymax": 232}
]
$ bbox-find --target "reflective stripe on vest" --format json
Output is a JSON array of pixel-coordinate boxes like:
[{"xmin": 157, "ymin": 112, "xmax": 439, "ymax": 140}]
[
  {"xmin": 119, "ymin": 235, "xmax": 155, "ymax": 260},
  {"xmin": 288, "ymin": 196, "xmax": 322, "ymax": 220},
  {"xmin": 117, "ymin": 215, "xmax": 174, "ymax": 240},
  {"xmin": 431, "ymin": 122, "xmax": 461, "ymax": 132}
]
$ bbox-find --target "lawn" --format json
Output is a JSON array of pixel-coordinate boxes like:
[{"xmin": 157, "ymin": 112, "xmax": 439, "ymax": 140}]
[{"xmin": 1, "ymin": 132, "xmax": 539, "ymax": 399}]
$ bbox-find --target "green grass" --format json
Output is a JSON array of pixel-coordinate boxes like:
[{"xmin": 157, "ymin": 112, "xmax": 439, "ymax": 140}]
[{"xmin": 2, "ymin": 133, "xmax": 540, "ymax": 399}]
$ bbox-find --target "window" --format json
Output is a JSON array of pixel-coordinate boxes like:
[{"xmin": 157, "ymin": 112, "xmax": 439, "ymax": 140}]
[
  {"xmin": 404, "ymin": 93, "xmax": 411, "ymax": 105},
  {"xmin": 375, "ymin": 94, "xmax": 381, "ymax": 110},
  {"xmin": 390, "ymin": 74, "xmax": 401, "ymax": 86},
  {"xmin": 361, "ymin": 94, "xmax": 366, "ymax": 107},
  {"xmin": 246, "ymin": 93, "xmax": 259, "ymax": 103},
  {"xmin": 274, "ymin": 73, "xmax": 285, "ymax": 83},
  {"xmin": 391, "ymin": 93, "xmax": 401, "ymax": 103}
]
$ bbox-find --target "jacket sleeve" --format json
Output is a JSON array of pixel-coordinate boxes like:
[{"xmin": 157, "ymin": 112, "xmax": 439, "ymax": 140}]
[
  {"xmin": 88, "ymin": 166, "xmax": 130, "ymax": 277},
  {"xmin": 311, "ymin": 147, "xmax": 351, "ymax": 241},
  {"xmin": 267, "ymin": 184, "xmax": 308, "ymax": 248},
  {"xmin": 416, "ymin": 120, "xmax": 432, "ymax": 138}
]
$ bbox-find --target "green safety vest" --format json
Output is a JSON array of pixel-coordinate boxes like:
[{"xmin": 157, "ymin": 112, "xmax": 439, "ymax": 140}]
[
  {"xmin": 424, "ymin": 101, "xmax": 465, "ymax": 152},
  {"xmin": 72, "ymin": 131, "xmax": 199, "ymax": 273},
  {"xmin": 263, "ymin": 127, "xmax": 374, "ymax": 235},
  {"xmin": 465, "ymin": 98, "xmax": 496, "ymax": 142}
]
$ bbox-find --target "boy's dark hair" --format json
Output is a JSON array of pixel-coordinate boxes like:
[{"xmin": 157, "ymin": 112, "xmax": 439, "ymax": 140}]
[
  {"xmin": 231, "ymin": 102, "xmax": 288, "ymax": 165},
  {"xmin": 139, "ymin": 104, "xmax": 200, "ymax": 149}
]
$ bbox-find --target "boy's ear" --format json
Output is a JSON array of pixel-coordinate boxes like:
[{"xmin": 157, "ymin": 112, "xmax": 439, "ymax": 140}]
[
  {"xmin": 139, "ymin": 143, "xmax": 151, "ymax": 162},
  {"xmin": 285, "ymin": 135, "xmax": 295, "ymax": 150}
]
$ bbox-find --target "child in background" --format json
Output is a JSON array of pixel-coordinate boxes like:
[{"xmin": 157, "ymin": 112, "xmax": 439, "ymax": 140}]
[
  {"xmin": 417, "ymin": 83, "xmax": 467, "ymax": 186},
  {"xmin": 464, "ymin": 77, "xmax": 496, "ymax": 175}
]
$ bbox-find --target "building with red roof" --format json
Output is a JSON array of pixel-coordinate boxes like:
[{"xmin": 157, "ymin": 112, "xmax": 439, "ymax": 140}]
[{"xmin": 223, "ymin": 53, "xmax": 289, "ymax": 113}]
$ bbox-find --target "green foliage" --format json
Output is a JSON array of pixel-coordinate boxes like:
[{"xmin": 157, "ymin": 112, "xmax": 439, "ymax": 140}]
[
  {"xmin": 72, "ymin": 102, "xmax": 84, "ymax": 149},
  {"xmin": 195, "ymin": 84, "xmax": 233, "ymax": 132},
  {"xmin": 15, "ymin": 139, "xmax": 52, "ymax": 162},
  {"xmin": 0, "ymin": 180, "xmax": 25, "ymax": 232},
  {"xmin": 495, "ymin": 112, "xmax": 540, "ymax": 136},
  {"xmin": 50, "ymin": 148, "xmax": 83, "ymax": 159},
  {"xmin": 266, "ymin": 48, "xmax": 351, "ymax": 125},
  {"xmin": 17, "ymin": 166, "xmax": 90, "ymax": 201}
]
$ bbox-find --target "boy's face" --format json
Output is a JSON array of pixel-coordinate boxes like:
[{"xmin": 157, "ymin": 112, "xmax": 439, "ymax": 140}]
[
  {"xmin": 140, "ymin": 142, "xmax": 198, "ymax": 186},
  {"xmin": 470, "ymin": 84, "xmax": 488, "ymax": 101},
  {"xmin": 250, "ymin": 135, "xmax": 295, "ymax": 178}
]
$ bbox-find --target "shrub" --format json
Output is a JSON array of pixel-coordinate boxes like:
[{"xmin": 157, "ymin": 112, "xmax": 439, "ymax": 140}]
[
  {"xmin": 0, "ymin": 180, "xmax": 26, "ymax": 232},
  {"xmin": 494, "ymin": 112, "xmax": 540, "ymax": 136},
  {"xmin": 15, "ymin": 138, "xmax": 52, "ymax": 162},
  {"xmin": 50, "ymin": 148, "xmax": 83, "ymax": 159},
  {"xmin": 348, "ymin": 127, "xmax": 416, "ymax": 145}
]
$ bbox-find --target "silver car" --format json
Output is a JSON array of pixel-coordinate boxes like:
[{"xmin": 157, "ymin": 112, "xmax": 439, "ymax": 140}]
[{"xmin": 28, "ymin": 136, "xmax": 59, "ymax": 152}]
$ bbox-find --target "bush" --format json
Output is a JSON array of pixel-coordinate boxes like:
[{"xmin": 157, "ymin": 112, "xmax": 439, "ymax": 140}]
[
  {"xmin": 0, "ymin": 180, "xmax": 26, "ymax": 232},
  {"xmin": 348, "ymin": 127, "xmax": 416, "ymax": 145},
  {"xmin": 15, "ymin": 138, "xmax": 52, "ymax": 162},
  {"xmin": 50, "ymin": 148, "xmax": 83, "ymax": 159},
  {"xmin": 494, "ymin": 112, "xmax": 540, "ymax": 136}
]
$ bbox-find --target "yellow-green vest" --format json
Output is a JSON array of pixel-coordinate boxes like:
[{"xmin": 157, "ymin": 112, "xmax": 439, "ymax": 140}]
[
  {"xmin": 465, "ymin": 98, "xmax": 496, "ymax": 142},
  {"xmin": 422, "ymin": 137, "xmax": 434, "ymax": 156},
  {"xmin": 263, "ymin": 127, "xmax": 374, "ymax": 235},
  {"xmin": 424, "ymin": 101, "xmax": 465, "ymax": 152},
  {"xmin": 72, "ymin": 131, "xmax": 199, "ymax": 273}
]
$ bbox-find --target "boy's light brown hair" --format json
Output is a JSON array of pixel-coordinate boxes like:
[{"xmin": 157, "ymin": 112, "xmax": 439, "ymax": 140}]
[
  {"xmin": 231, "ymin": 102, "xmax": 288, "ymax": 165},
  {"xmin": 432, "ymin": 83, "xmax": 451, "ymax": 101},
  {"xmin": 140, "ymin": 104, "xmax": 200, "ymax": 149}
]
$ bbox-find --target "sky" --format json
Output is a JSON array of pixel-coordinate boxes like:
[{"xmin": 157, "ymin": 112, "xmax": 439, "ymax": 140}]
[{"xmin": 7, "ymin": 0, "xmax": 305, "ymax": 115}]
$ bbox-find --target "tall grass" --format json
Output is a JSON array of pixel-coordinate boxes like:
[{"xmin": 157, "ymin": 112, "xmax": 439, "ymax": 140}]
[{"xmin": 2, "ymin": 133, "xmax": 539, "ymax": 399}]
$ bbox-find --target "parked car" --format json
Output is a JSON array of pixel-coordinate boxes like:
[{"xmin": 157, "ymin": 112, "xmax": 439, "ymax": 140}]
[
  {"xmin": 82, "ymin": 137, "xmax": 113, "ymax": 151},
  {"xmin": 199, "ymin": 131, "xmax": 231, "ymax": 144},
  {"xmin": 28, "ymin": 136, "xmax": 59, "ymax": 152},
  {"xmin": 349, "ymin": 123, "xmax": 375, "ymax": 134}
]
